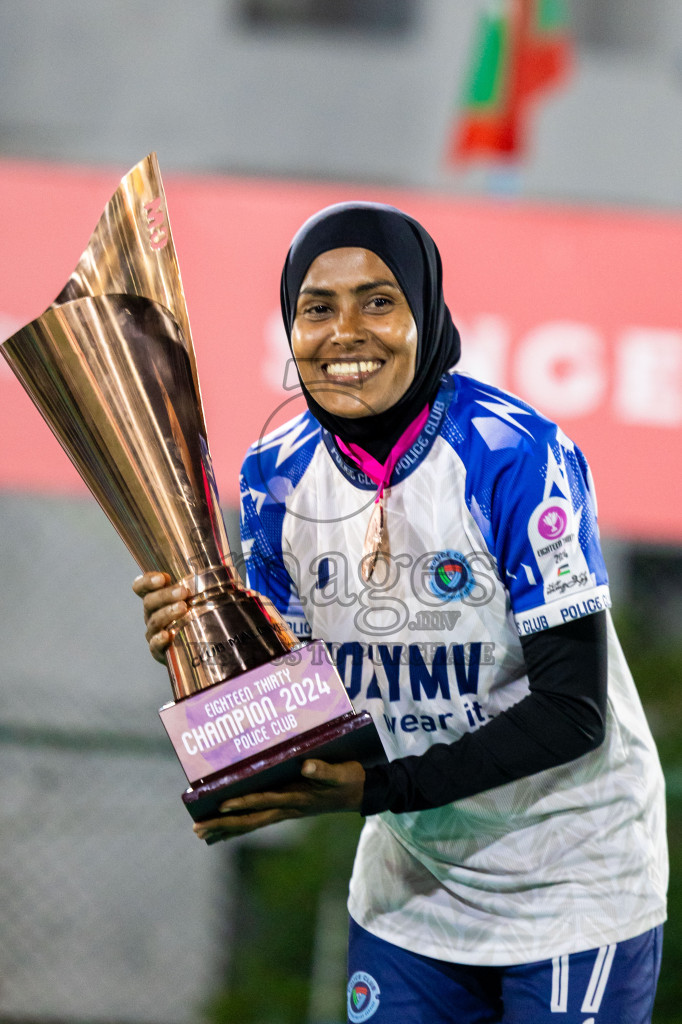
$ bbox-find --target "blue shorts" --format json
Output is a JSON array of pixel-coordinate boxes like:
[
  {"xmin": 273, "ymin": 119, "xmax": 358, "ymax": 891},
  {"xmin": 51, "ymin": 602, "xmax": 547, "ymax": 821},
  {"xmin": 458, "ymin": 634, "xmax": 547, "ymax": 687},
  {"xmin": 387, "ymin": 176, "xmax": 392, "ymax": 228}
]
[{"xmin": 347, "ymin": 918, "xmax": 663, "ymax": 1024}]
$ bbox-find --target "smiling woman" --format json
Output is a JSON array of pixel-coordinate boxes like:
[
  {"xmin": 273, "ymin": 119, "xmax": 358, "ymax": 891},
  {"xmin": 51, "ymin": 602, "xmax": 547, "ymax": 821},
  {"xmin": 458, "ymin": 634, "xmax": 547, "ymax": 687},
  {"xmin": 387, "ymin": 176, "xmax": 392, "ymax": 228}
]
[{"xmin": 133, "ymin": 200, "xmax": 667, "ymax": 1024}]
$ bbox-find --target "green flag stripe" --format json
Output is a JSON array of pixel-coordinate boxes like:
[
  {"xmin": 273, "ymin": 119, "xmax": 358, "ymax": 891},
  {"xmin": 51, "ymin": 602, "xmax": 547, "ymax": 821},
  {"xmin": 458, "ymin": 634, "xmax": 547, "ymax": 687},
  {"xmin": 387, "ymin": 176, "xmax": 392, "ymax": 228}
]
[{"xmin": 462, "ymin": 10, "xmax": 510, "ymax": 110}]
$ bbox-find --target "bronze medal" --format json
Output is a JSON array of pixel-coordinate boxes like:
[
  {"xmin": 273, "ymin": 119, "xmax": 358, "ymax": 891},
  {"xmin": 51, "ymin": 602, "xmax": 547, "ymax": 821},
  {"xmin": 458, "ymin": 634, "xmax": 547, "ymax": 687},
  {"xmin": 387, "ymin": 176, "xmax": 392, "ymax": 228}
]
[{"xmin": 361, "ymin": 494, "xmax": 390, "ymax": 583}]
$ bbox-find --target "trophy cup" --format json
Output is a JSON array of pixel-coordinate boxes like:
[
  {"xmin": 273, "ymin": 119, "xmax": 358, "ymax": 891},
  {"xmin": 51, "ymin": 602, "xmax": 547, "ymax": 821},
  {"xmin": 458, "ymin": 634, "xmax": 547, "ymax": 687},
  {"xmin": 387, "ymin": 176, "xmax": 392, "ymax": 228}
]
[{"xmin": 1, "ymin": 154, "xmax": 384, "ymax": 835}]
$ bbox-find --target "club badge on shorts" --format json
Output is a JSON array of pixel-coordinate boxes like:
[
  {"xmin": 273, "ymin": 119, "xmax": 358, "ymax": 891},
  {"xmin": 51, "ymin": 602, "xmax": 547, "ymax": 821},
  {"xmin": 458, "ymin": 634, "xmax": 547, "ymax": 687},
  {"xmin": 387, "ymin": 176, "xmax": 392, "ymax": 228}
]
[{"xmin": 347, "ymin": 970, "xmax": 381, "ymax": 1022}]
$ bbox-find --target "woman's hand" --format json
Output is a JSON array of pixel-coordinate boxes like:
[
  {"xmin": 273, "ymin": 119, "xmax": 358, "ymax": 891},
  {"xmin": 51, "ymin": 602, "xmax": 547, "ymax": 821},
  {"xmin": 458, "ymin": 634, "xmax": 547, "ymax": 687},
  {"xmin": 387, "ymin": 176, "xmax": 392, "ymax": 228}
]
[
  {"xmin": 193, "ymin": 759, "xmax": 366, "ymax": 842},
  {"xmin": 131, "ymin": 571, "xmax": 190, "ymax": 663}
]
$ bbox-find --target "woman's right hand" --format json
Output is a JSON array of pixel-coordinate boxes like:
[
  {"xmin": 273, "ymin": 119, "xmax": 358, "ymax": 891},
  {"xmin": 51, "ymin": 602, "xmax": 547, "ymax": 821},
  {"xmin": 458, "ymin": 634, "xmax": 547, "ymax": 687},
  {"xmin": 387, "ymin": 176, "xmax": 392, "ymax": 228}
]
[{"xmin": 132, "ymin": 572, "xmax": 190, "ymax": 664}]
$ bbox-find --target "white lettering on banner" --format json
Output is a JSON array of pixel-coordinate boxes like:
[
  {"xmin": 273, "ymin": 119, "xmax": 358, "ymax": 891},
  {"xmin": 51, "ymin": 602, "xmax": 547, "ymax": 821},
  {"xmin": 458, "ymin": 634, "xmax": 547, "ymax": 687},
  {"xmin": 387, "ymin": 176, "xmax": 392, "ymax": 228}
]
[
  {"xmin": 515, "ymin": 321, "xmax": 607, "ymax": 418},
  {"xmin": 615, "ymin": 328, "xmax": 682, "ymax": 426},
  {"xmin": 457, "ymin": 315, "xmax": 682, "ymax": 427}
]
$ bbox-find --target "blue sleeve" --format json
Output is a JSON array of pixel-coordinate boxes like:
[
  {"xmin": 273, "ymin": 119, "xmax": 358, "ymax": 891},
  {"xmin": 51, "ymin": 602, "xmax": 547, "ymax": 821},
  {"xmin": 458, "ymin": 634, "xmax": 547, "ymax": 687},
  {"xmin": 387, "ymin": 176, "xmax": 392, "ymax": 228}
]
[
  {"xmin": 456, "ymin": 383, "xmax": 611, "ymax": 636},
  {"xmin": 491, "ymin": 429, "xmax": 610, "ymax": 635}
]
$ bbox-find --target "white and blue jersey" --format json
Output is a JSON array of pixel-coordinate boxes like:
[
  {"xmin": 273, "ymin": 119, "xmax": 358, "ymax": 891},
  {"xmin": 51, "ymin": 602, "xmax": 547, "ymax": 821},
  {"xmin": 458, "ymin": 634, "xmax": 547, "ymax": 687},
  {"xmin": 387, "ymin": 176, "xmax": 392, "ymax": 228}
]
[{"xmin": 239, "ymin": 373, "xmax": 667, "ymax": 966}]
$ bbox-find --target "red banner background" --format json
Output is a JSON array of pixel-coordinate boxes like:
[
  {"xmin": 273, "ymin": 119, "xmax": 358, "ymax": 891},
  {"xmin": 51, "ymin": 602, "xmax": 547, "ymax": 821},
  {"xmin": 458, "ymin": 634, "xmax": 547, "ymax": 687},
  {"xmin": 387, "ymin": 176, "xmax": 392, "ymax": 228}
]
[{"xmin": 1, "ymin": 158, "xmax": 680, "ymax": 540}]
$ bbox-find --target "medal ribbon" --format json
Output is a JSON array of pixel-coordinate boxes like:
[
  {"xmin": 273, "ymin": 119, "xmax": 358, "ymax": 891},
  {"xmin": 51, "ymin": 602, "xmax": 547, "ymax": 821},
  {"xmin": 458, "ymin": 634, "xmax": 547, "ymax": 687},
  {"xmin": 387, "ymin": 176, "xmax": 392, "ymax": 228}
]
[{"xmin": 335, "ymin": 403, "xmax": 430, "ymax": 580}]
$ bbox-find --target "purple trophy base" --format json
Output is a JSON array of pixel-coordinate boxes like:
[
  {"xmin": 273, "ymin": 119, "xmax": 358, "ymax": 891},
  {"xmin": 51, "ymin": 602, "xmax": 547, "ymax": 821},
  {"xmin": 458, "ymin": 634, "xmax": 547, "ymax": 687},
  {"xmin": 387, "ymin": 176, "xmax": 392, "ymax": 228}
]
[
  {"xmin": 182, "ymin": 710, "xmax": 384, "ymax": 837},
  {"xmin": 158, "ymin": 640, "xmax": 386, "ymax": 837}
]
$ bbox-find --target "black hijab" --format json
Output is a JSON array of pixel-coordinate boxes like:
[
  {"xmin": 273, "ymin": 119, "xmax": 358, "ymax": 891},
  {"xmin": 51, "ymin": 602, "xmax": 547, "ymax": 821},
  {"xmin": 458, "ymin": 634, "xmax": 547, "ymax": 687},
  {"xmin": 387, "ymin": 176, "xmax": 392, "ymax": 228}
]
[{"xmin": 280, "ymin": 201, "xmax": 460, "ymax": 462}]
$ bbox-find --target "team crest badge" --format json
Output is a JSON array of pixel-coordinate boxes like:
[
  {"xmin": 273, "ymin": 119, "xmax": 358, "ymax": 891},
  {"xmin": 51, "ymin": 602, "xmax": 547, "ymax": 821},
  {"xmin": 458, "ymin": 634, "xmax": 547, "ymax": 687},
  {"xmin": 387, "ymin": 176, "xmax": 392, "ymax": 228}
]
[
  {"xmin": 427, "ymin": 550, "xmax": 475, "ymax": 601},
  {"xmin": 347, "ymin": 970, "xmax": 381, "ymax": 1021}
]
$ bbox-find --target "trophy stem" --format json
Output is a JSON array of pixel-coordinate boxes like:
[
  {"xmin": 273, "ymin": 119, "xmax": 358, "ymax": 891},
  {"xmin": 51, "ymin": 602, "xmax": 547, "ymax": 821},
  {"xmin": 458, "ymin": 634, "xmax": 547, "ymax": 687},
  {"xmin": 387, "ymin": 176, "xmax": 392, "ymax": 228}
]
[{"xmin": 165, "ymin": 582, "xmax": 297, "ymax": 700}]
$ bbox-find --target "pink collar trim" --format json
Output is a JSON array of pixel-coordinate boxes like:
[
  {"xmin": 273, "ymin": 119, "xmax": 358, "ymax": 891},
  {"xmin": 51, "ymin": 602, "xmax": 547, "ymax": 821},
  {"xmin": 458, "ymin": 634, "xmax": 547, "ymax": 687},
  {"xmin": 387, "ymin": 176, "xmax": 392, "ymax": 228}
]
[{"xmin": 334, "ymin": 403, "xmax": 430, "ymax": 502}]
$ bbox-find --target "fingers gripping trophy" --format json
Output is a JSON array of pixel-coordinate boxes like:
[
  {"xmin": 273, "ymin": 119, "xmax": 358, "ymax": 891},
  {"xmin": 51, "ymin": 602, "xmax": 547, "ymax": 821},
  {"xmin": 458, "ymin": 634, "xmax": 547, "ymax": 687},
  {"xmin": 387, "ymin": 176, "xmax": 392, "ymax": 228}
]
[{"xmin": 2, "ymin": 155, "xmax": 382, "ymax": 836}]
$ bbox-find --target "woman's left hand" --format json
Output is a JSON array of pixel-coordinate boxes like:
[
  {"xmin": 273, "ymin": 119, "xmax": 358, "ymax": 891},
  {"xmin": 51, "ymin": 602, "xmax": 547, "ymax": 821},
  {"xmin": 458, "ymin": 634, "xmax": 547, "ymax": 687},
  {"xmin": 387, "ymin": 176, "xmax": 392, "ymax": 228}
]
[{"xmin": 193, "ymin": 759, "xmax": 366, "ymax": 842}]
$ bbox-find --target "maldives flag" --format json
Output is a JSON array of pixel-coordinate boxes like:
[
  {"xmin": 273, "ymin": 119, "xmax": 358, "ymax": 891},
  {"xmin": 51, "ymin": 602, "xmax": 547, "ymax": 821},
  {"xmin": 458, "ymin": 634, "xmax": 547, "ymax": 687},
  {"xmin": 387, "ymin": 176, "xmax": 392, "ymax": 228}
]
[{"xmin": 448, "ymin": 0, "xmax": 573, "ymax": 162}]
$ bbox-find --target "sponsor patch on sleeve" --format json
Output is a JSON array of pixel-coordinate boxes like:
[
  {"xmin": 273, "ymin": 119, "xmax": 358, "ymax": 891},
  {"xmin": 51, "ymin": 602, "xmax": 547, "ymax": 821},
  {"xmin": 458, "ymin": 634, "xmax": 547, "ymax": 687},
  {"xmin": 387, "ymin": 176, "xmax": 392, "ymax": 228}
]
[{"xmin": 527, "ymin": 498, "xmax": 597, "ymax": 603}]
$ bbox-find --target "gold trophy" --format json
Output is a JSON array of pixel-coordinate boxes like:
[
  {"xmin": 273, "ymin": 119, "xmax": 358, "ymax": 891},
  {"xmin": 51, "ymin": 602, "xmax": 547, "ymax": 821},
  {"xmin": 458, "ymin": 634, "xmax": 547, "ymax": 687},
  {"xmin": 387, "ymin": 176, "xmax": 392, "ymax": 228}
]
[{"xmin": 1, "ymin": 155, "xmax": 383, "ymax": 834}]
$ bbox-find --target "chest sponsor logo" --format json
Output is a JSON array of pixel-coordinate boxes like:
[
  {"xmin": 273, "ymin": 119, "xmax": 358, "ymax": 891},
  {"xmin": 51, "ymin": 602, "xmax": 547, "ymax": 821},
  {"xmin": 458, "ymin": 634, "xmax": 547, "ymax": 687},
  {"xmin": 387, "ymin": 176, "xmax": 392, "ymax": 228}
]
[
  {"xmin": 426, "ymin": 550, "xmax": 476, "ymax": 602},
  {"xmin": 333, "ymin": 640, "xmax": 495, "ymax": 735}
]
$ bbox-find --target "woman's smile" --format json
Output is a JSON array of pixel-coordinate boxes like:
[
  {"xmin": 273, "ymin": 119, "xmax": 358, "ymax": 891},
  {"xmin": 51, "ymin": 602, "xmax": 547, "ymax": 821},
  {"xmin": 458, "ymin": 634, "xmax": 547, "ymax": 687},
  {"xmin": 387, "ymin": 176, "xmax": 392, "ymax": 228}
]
[{"xmin": 321, "ymin": 357, "xmax": 385, "ymax": 384}]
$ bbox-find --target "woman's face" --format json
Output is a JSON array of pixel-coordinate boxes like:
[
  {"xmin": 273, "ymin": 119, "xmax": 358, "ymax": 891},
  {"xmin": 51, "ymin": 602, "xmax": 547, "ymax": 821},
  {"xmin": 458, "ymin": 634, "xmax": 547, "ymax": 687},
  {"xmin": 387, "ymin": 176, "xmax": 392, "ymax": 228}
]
[{"xmin": 291, "ymin": 247, "xmax": 418, "ymax": 419}]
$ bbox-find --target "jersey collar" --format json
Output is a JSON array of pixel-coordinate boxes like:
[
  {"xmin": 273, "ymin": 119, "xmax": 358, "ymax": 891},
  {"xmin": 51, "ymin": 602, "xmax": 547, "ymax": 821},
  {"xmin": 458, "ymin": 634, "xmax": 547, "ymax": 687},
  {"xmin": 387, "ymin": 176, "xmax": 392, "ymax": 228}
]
[{"xmin": 322, "ymin": 374, "xmax": 456, "ymax": 491}]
